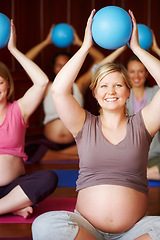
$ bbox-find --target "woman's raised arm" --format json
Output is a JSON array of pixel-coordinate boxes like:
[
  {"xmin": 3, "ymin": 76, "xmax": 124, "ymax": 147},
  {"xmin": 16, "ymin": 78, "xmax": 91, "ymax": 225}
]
[
  {"xmin": 8, "ymin": 20, "xmax": 49, "ymax": 124},
  {"xmin": 129, "ymin": 10, "xmax": 160, "ymax": 137},
  {"xmin": 51, "ymin": 10, "xmax": 96, "ymax": 136}
]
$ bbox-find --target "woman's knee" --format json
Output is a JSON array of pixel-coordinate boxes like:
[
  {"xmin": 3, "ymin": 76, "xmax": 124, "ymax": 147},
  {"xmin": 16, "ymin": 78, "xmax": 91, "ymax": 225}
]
[
  {"xmin": 33, "ymin": 170, "xmax": 58, "ymax": 203},
  {"xmin": 32, "ymin": 211, "xmax": 79, "ymax": 240},
  {"xmin": 41, "ymin": 170, "xmax": 58, "ymax": 190}
]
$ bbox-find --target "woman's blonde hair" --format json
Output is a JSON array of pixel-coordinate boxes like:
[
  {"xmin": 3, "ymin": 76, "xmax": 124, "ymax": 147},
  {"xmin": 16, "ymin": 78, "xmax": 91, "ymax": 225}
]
[
  {"xmin": 0, "ymin": 62, "xmax": 14, "ymax": 100},
  {"xmin": 90, "ymin": 62, "xmax": 132, "ymax": 115}
]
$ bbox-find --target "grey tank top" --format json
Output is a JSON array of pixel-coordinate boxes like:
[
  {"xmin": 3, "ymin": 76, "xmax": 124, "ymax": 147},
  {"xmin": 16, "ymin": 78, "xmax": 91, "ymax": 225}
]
[
  {"xmin": 75, "ymin": 110, "xmax": 152, "ymax": 195},
  {"xmin": 43, "ymin": 83, "xmax": 84, "ymax": 125}
]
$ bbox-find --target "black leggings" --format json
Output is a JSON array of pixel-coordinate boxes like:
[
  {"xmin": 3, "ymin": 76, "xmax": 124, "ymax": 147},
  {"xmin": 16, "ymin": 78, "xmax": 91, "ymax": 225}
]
[
  {"xmin": 25, "ymin": 137, "xmax": 76, "ymax": 163},
  {"xmin": 0, "ymin": 170, "xmax": 58, "ymax": 204}
]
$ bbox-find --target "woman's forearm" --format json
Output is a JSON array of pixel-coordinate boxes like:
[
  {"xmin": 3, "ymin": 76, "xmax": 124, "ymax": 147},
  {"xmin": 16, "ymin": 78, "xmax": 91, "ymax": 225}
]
[
  {"xmin": 10, "ymin": 47, "xmax": 48, "ymax": 86},
  {"xmin": 133, "ymin": 46, "xmax": 160, "ymax": 87},
  {"xmin": 52, "ymin": 45, "xmax": 90, "ymax": 94}
]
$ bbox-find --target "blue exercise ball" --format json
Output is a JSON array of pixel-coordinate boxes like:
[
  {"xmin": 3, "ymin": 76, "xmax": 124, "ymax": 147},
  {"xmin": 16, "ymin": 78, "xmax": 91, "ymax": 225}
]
[
  {"xmin": 0, "ymin": 13, "xmax": 10, "ymax": 49},
  {"xmin": 91, "ymin": 6, "xmax": 132, "ymax": 50},
  {"xmin": 51, "ymin": 23, "xmax": 74, "ymax": 48},
  {"xmin": 137, "ymin": 24, "xmax": 153, "ymax": 50}
]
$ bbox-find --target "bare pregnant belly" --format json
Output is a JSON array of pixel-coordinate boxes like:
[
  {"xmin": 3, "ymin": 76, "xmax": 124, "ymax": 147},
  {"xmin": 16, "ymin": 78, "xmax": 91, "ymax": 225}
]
[
  {"xmin": 0, "ymin": 155, "xmax": 25, "ymax": 186},
  {"xmin": 44, "ymin": 119, "xmax": 74, "ymax": 144},
  {"xmin": 76, "ymin": 185, "xmax": 148, "ymax": 233}
]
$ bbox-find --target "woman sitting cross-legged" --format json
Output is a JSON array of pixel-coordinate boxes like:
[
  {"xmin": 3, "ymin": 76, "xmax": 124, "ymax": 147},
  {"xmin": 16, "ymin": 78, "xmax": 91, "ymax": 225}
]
[
  {"xmin": 0, "ymin": 20, "xmax": 58, "ymax": 219},
  {"xmin": 32, "ymin": 9, "xmax": 160, "ymax": 239}
]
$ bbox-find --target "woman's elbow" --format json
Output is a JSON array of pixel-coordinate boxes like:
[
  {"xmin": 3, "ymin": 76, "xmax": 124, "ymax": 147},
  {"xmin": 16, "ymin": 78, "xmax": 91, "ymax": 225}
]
[
  {"xmin": 40, "ymin": 76, "xmax": 49, "ymax": 89},
  {"xmin": 51, "ymin": 85, "xmax": 58, "ymax": 99},
  {"xmin": 44, "ymin": 76, "xmax": 49, "ymax": 86}
]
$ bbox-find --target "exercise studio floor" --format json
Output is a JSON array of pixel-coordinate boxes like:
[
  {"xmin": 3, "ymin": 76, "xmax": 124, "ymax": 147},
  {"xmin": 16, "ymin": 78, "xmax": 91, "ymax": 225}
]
[{"xmin": 0, "ymin": 160, "xmax": 160, "ymax": 240}]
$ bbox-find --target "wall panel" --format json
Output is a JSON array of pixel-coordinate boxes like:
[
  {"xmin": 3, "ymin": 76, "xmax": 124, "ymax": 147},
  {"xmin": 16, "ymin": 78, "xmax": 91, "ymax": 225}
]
[{"xmin": 0, "ymin": 0, "xmax": 160, "ymax": 139}]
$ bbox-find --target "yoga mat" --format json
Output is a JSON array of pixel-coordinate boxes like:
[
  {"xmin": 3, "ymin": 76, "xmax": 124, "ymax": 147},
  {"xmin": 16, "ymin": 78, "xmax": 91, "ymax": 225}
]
[
  {"xmin": 0, "ymin": 239, "xmax": 32, "ymax": 240},
  {"xmin": 0, "ymin": 197, "xmax": 77, "ymax": 223},
  {"xmin": 25, "ymin": 159, "xmax": 79, "ymax": 165},
  {"xmin": 54, "ymin": 169, "xmax": 79, "ymax": 187},
  {"xmin": 148, "ymin": 180, "xmax": 160, "ymax": 187},
  {"xmin": 43, "ymin": 160, "xmax": 79, "ymax": 164},
  {"xmin": 54, "ymin": 170, "xmax": 160, "ymax": 188}
]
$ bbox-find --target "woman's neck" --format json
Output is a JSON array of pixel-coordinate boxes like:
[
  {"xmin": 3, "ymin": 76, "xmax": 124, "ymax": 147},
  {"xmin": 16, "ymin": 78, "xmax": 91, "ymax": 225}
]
[
  {"xmin": 132, "ymin": 86, "xmax": 146, "ymax": 101},
  {"xmin": 100, "ymin": 110, "xmax": 127, "ymax": 130}
]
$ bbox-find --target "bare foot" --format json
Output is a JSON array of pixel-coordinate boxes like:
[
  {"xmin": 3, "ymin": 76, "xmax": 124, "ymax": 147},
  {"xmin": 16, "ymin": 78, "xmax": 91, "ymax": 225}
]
[
  {"xmin": 12, "ymin": 206, "xmax": 33, "ymax": 219},
  {"xmin": 147, "ymin": 166, "xmax": 160, "ymax": 180}
]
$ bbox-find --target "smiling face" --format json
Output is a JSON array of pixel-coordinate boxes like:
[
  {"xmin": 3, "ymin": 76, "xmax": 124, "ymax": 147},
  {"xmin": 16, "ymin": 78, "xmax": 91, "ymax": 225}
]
[
  {"xmin": 0, "ymin": 62, "xmax": 14, "ymax": 100},
  {"xmin": 127, "ymin": 60, "xmax": 148, "ymax": 88},
  {"xmin": 0, "ymin": 76, "xmax": 9, "ymax": 102},
  {"xmin": 94, "ymin": 71, "xmax": 130, "ymax": 113}
]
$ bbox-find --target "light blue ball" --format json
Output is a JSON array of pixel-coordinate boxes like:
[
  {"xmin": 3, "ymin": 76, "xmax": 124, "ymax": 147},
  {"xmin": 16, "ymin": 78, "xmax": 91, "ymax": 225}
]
[
  {"xmin": 0, "ymin": 13, "xmax": 11, "ymax": 49},
  {"xmin": 91, "ymin": 6, "xmax": 132, "ymax": 50},
  {"xmin": 51, "ymin": 23, "xmax": 74, "ymax": 48},
  {"xmin": 137, "ymin": 24, "xmax": 153, "ymax": 50}
]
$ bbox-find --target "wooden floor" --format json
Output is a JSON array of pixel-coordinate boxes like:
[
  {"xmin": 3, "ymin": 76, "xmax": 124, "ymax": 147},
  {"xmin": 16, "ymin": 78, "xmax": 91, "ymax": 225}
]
[{"xmin": 0, "ymin": 161, "xmax": 160, "ymax": 239}]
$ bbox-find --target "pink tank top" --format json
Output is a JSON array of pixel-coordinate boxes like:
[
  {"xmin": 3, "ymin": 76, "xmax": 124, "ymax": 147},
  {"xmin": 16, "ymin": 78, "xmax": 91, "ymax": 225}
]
[{"xmin": 0, "ymin": 101, "xmax": 28, "ymax": 161}]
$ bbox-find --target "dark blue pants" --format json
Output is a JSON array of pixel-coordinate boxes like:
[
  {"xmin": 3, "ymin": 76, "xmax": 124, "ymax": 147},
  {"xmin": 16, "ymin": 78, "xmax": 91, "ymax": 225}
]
[{"xmin": 0, "ymin": 170, "xmax": 58, "ymax": 204}]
